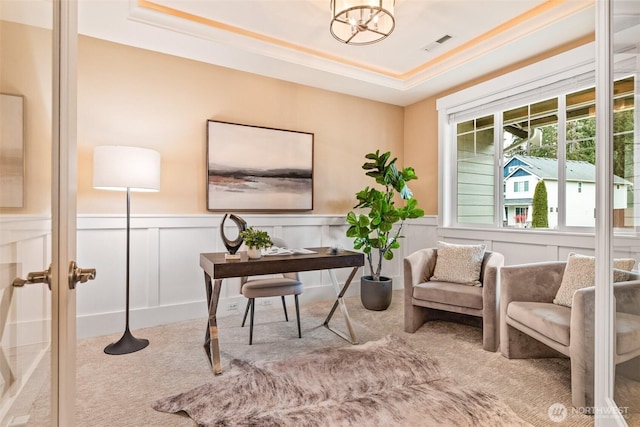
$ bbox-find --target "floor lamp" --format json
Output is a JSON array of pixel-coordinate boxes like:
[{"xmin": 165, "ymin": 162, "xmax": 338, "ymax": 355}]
[{"xmin": 93, "ymin": 145, "xmax": 161, "ymax": 355}]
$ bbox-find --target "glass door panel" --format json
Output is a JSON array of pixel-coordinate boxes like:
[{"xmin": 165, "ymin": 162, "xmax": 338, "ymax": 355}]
[
  {"xmin": 613, "ymin": 1, "xmax": 640, "ymax": 423},
  {"xmin": 0, "ymin": 3, "xmax": 53, "ymax": 424}
]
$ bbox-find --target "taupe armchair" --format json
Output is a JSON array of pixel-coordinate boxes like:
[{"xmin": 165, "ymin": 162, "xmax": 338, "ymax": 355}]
[
  {"xmin": 241, "ymin": 238, "xmax": 303, "ymax": 345},
  {"xmin": 404, "ymin": 248, "xmax": 505, "ymax": 351},
  {"xmin": 500, "ymin": 261, "xmax": 640, "ymax": 410}
]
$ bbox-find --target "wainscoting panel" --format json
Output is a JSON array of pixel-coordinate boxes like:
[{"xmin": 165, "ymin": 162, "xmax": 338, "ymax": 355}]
[
  {"xmin": 0, "ymin": 216, "xmax": 51, "ymax": 422},
  {"xmin": 74, "ymin": 214, "xmax": 640, "ymax": 339},
  {"xmin": 0, "ymin": 216, "xmax": 51, "ymax": 348},
  {"xmin": 158, "ymin": 227, "xmax": 216, "ymax": 306},
  {"xmin": 75, "ymin": 214, "xmax": 411, "ymax": 339}
]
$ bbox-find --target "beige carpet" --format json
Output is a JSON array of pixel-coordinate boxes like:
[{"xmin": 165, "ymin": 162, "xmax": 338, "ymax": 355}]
[{"xmin": 23, "ymin": 290, "xmax": 639, "ymax": 426}]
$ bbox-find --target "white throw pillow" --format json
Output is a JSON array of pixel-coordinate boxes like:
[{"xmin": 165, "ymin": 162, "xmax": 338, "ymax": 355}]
[
  {"xmin": 553, "ymin": 252, "xmax": 636, "ymax": 307},
  {"xmin": 431, "ymin": 241, "xmax": 486, "ymax": 286}
]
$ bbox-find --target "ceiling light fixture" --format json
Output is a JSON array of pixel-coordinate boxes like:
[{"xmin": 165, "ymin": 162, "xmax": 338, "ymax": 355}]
[{"xmin": 330, "ymin": 0, "xmax": 395, "ymax": 46}]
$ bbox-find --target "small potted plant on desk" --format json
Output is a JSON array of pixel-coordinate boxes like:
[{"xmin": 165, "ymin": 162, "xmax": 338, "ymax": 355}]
[
  {"xmin": 239, "ymin": 227, "xmax": 273, "ymax": 259},
  {"xmin": 346, "ymin": 150, "xmax": 424, "ymax": 311}
]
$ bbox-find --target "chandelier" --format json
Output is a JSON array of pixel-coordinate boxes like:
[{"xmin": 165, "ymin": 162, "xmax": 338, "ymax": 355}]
[{"xmin": 330, "ymin": 0, "xmax": 395, "ymax": 45}]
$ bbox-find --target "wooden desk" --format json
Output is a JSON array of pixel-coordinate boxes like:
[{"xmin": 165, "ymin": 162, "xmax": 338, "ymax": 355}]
[{"xmin": 199, "ymin": 248, "xmax": 364, "ymax": 374}]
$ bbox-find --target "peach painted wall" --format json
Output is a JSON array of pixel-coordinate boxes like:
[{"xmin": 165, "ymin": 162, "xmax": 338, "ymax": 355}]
[
  {"xmin": 77, "ymin": 36, "xmax": 404, "ymax": 215},
  {"xmin": 0, "ymin": 22, "xmax": 52, "ymax": 215},
  {"xmin": 3, "ymin": 21, "xmax": 592, "ymax": 218}
]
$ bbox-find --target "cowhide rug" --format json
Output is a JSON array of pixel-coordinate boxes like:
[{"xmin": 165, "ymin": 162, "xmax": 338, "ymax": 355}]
[{"xmin": 153, "ymin": 335, "xmax": 531, "ymax": 426}]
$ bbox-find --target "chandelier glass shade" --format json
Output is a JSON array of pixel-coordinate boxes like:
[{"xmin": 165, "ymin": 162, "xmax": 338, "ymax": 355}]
[{"xmin": 330, "ymin": 0, "xmax": 395, "ymax": 45}]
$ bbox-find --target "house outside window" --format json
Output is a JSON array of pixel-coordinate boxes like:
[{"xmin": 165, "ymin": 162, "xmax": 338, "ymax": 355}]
[
  {"xmin": 445, "ymin": 75, "xmax": 635, "ymax": 231},
  {"xmin": 455, "ymin": 115, "xmax": 495, "ymax": 224}
]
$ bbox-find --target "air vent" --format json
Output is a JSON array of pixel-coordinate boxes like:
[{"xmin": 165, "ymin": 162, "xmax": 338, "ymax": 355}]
[{"xmin": 422, "ymin": 34, "xmax": 452, "ymax": 52}]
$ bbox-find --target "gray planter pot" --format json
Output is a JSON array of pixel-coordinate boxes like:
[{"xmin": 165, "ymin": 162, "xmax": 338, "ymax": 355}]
[{"xmin": 360, "ymin": 276, "xmax": 392, "ymax": 311}]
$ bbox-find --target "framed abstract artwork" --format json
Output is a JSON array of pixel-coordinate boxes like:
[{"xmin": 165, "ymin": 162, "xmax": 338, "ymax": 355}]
[
  {"xmin": 0, "ymin": 94, "xmax": 24, "ymax": 208},
  {"xmin": 206, "ymin": 120, "xmax": 314, "ymax": 211}
]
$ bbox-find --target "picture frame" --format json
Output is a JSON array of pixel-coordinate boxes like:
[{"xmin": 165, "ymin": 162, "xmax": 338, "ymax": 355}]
[
  {"xmin": 206, "ymin": 120, "xmax": 314, "ymax": 211},
  {"xmin": 0, "ymin": 94, "xmax": 25, "ymax": 208}
]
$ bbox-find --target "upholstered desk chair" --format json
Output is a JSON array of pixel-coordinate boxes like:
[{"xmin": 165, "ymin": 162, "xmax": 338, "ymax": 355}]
[
  {"xmin": 404, "ymin": 243, "xmax": 505, "ymax": 352},
  {"xmin": 240, "ymin": 237, "xmax": 303, "ymax": 345},
  {"xmin": 500, "ymin": 257, "xmax": 640, "ymax": 410}
]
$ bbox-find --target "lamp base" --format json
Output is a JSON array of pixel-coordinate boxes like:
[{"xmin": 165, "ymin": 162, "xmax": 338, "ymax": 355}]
[{"xmin": 104, "ymin": 329, "xmax": 149, "ymax": 355}]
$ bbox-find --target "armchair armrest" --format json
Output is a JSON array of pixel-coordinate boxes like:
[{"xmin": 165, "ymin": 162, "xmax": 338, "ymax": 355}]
[
  {"xmin": 403, "ymin": 248, "xmax": 437, "ymax": 290},
  {"xmin": 481, "ymin": 252, "xmax": 505, "ymax": 306},
  {"xmin": 614, "ymin": 280, "xmax": 640, "ymax": 315},
  {"xmin": 569, "ymin": 285, "xmax": 595, "ymax": 407},
  {"xmin": 480, "ymin": 251, "xmax": 505, "ymax": 300},
  {"xmin": 481, "ymin": 251, "xmax": 505, "ymax": 352},
  {"xmin": 501, "ymin": 261, "xmax": 566, "ymax": 305}
]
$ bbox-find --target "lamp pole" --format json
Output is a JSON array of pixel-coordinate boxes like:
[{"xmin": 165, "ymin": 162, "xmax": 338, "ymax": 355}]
[{"xmin": 104, "ymin": 187, "xmax": 149, "ymax": 355}]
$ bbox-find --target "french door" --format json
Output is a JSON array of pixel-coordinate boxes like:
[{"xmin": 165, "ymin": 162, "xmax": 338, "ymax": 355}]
[
  {"xmin": 595, "ymin": 0, "xmax": 640, "ymax": 425},
  {"xmin": 0, "ymin": 0, "xmax": 81, "ymax": 425}
]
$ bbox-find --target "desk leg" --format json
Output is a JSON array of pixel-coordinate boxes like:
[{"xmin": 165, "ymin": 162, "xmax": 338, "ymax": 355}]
[
  {"xmin": 323, "ymin": 267, "xmax": 359, "ymax": 344},
  {"xmin": 203, "ymin": 272, "xmax": 222, "ymax": 375}
]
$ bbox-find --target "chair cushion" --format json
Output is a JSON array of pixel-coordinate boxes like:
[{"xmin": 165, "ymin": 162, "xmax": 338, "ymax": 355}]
[
  {"xmin": 617, "ymin": 312, "xmax": 640, "ymax": 356},
  {"xmin": 507, "ymin": 301, "xmax": 571, "ymax": 346},
  {"xmin": 430, "ymin": 241, "xmax": 486, "ymax": 286},
  {"xmin": 553, "ymin": 253, "xmax": 636, "ymax": 307},
  {"xmin": 413, "ymin": 280, "xmax": 483, "ymax": 310},
  {"xmin": 242, "ymin": 278, "xmax": 303, "ymax": 298}
]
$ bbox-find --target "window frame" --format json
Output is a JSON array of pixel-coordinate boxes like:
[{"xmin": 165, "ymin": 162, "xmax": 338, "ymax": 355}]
[{"xmin": 437, "ymin": 43, "xmax": 637, "ymax": 234}]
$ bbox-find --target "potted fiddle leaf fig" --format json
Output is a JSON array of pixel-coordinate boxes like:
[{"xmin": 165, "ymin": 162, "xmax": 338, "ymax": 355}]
[
  {"xmin": 239, "ymin": 227, "xmax": 273, "ymax": 259},
  {"xmin": 346, "ymin": 150, "xmax": 424, "ymax": 310}
]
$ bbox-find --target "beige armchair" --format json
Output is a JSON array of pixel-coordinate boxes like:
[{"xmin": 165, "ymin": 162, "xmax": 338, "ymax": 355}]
[
  {"xmin": 500, "ymin": 261, "xmax": 640, "ymax": 410},
  {"xmin": 404, "ymin": 248, "xmax": 505, "ymax": 351}
]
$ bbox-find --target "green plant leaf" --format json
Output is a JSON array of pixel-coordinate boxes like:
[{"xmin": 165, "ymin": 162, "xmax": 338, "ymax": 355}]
[
  {"xmin": 346, "ymin": 211, "xmax": 357, "ymax": 225},
  {"xmin": 346, "ymin": 226, "xmax": 358, "ymax": 237},
  {"xmin": 357, "ymin": 215, "xmax": 370, "ymax": 227}
]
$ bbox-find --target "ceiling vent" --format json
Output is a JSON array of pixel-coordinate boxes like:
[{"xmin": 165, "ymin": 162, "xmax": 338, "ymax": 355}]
[{"xmin": 423, "ymin": 34, "xmax": 452, "ymax": 52}]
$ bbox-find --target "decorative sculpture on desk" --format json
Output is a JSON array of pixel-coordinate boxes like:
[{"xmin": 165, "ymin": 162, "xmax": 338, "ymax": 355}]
[{"xmin": 220, "ymin": 213, "xmax": 247, "ymax": 259}]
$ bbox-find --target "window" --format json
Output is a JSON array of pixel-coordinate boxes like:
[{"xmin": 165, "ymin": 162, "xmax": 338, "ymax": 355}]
[
  {"xmin": 441, "ymin": 74, "xmax": 635, "ymax": 232},
  {"xmin": 503, "ymin": 97, "xmax": 558, "ymax": 228},
  {"xmin": 455, "ymin": 115, "xmax": 495, "ymax": 224}
]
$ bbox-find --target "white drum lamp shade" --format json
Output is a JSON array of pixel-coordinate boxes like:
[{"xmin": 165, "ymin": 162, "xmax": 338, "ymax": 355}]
[{"xmin": 93, "ymin": 145, "xmax": 161, "ymax": 192}]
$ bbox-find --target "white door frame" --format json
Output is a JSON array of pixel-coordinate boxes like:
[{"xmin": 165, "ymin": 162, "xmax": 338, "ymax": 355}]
[
  {"xmin": 51, "ymin": 0, "xmax": 77, "ymax": 424},
  {"xmin": 594, "ymin": 0, "xmax": 626, "ymax": 425}
]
